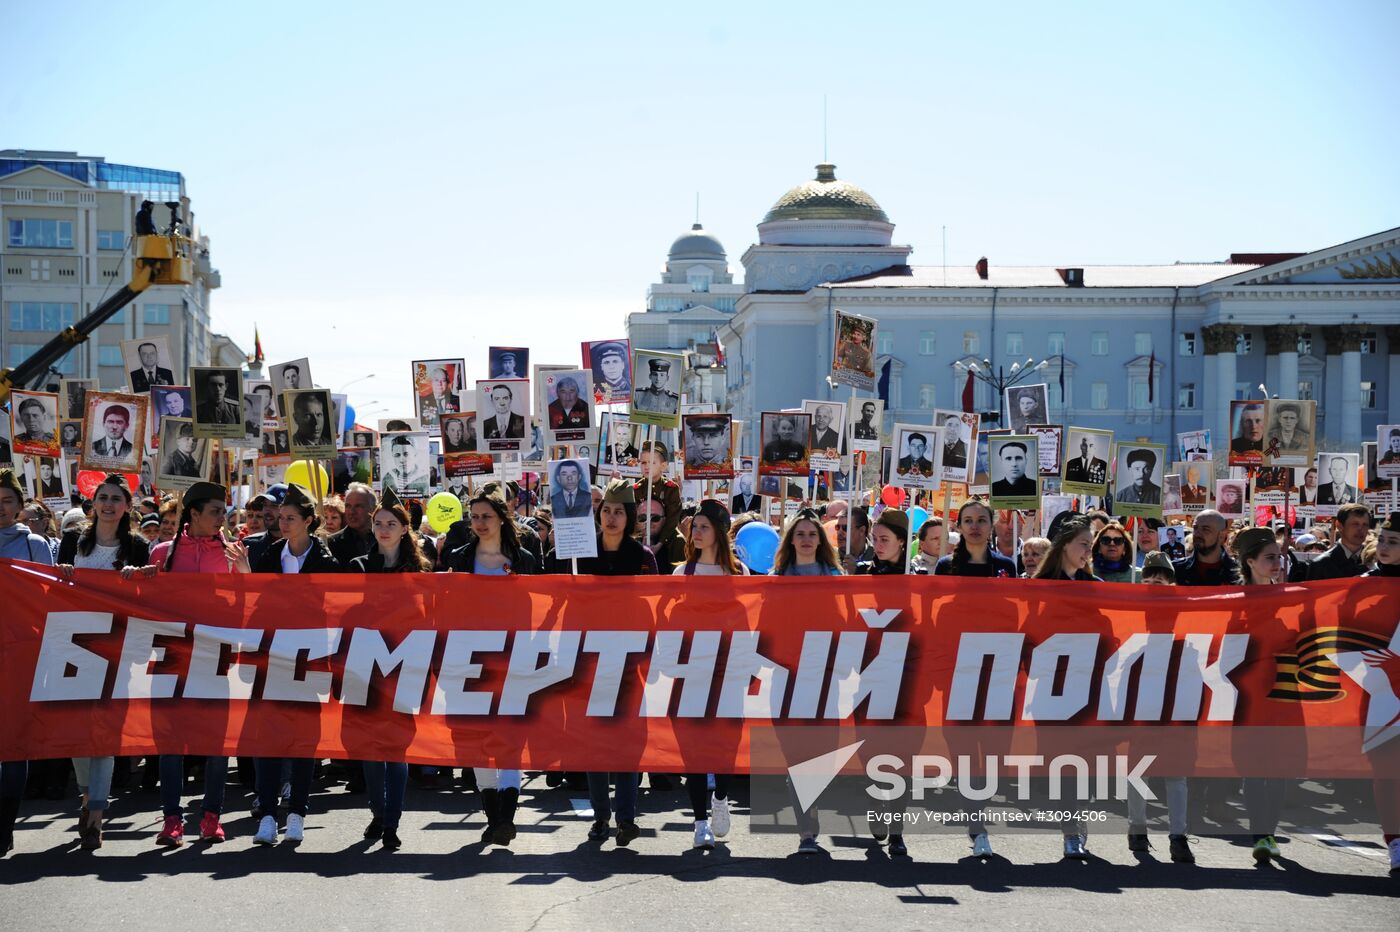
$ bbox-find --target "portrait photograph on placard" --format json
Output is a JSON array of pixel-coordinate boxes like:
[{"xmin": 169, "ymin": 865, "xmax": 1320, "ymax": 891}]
[
  {"xmin": 260, "ymin": 427, "xmax": 290, "ymax": 458},
  {"xmin": 540, "ymin": 368, "xmax": 595, "ymax": 443},
  {"xmin": 121, "ymin": 336, "xmax": 175, "ymax": 393},
  {"xmin": 1006, "ymin": 384, "xmax": 1049, "ymax": 433},
  {"xmin": 411, "ymin": 358, "xmax": 465, "ymax": 434},
  {"xmin": 334, "ymin": 447, "xmax": 377, "ymax": 491},
  {"xmin": 190, "ymin": 366, "xmax": 245, "ymax": 439},
  {"xmin": 21, "ymin": 454, "xmax": 68, "ymax": 503},
  {"xmin": 758, "ymin": 412, "xmax": 811, "ymax": 477},
  {"xmin": 269, "ymin": 357, "xmax": 311, "ymax": 416},
  {"xmin": 1158, "ymin": 524, "xmax": 1187, "ymax": 559},
  {"xmin": 582, "ymin": 338, "xmax": 632, "ymax": 405},
  {"xmin": 0, "ymin": 417, "xmax": 11, "ymax": 467},
  {"xmin": 440, "ymin": 412, "xmax": 478, "ymax": 454},
  {"xmin": 597, "ymin": 413, "xmax": 644, "ymax": 478},
  {"xmin": 1228, "ymin": 399, "xmax": 1265, "ymax": 466},
  {"xmin": 547, "ymin": 457, "xmax": 593, "ymax": 519},
  {"xmin": 60, "ymin": 378, "xmax": 96, "ymax": 420},
  {"xmin": 682, "ymin": 413, "xmax": 733, "ymax": 480},
  {"xmin": 889, "ymin": 424, "xmax": 940, "ymax": 491},
  {"xmin": 802, "ymin": 400, "xmax": 845, "ymax": 471},
  {"xmin": 730, "ymin": 458, "xmax": 760, "ymax": 513},
  {"xmin": 1178, "ymin": 461, "xmax": 1212, "ymax": 509},
  {"xmin": 928, "ymin": 409, "xmax": 975, "ymax": 483},
  {"xmin": 1215, "ymin": 479, "xmax": 1247, "ymax": 518},
  {"xmin": 476, "ymin": 378, "xmax": 529, "ymax": 453},
  {"xmin": 1061, "ymin": 426, "xmax": 1112, "ymax": 496},
  {"xmin": 1111, "ymin": 442, "xmax": 1166, "ymax": 518},
  {"xmin": 680, "ymin": 402, "xmax": 717, "ymax": 416},
  {"xmin": 489, "ymin": 346, "xmax": 529, "ymax": 380},
  {"xmin": 1028, "ymin": 424, "xmax": 1062, "ymax": 477},
  {"xmin": 11, "ymin": 390, "xmax": 60, "ymax": 458},
  {"xmin": 1375, "ymin": 424, "xmax": 1400, "ymax": 480},
  {"xmin": 831, "ymin": 309, "xmax": 878, "ymax": 391},
  {"xmin": 1294, "ymin": 463, "xmax": 1321, "ymax": 505},
  {"xmin": 1314, "ymin": 452, "xmax": 1359, "ymax": 514},
  {"xmin": 81, "ymin": 391, "xmax": 146, "ymax": 473},
  {"xmin": 149, "ymin": 385, "xmax": 192, "ymax": 449},
  {"xmin": 848, "ymin": 397, "xmax": 884, "ymax": 452},
  {"xmin": 59, "ymin": 419, "xmax": 83, "ymax": 457},
  {"xmin": 1177, "ymin": 429, "xmax": 1211, "ymax": 462},
  {"xmin": 349, "ymin": 428, "xmax": 377, "ymax": 449},
  {"xmin": 156, "ymin": 417, "xmax": 210, "ymax": 490},
  {"xmin": 285, "ymin": 388, "xmax": 338, "ymax": 459},
  {"xmin": 380, "ymin": 431, "xmax": 431, "ymax": 498},
  {"xmin": 378, "ymin": 417, "xmax": 420, "ymax": 434},
  {"xmin": 988, "ymin": 435, "xmax": 1041, "ymax": 509},
  {"xmin": 630, "ymin": 350, "xmax": 683, "ymax": 427},
  {"xmin": 1262, "ymin": 399, "xmax": 1316, "ymax": 467},
  {"xmin": 1162, "ymin": 473, "xmax": 1184, "ymax": 515}
]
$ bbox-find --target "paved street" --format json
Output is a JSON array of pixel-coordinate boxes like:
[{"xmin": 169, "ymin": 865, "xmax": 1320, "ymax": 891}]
[{"xmin": 1, "ymin": 771, "xmax": 1395, "ymax": 930}]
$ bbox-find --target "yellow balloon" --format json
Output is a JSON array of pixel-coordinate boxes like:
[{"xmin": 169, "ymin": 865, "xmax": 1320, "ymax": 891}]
[
  {"xmin": 427, "ymin": 492, "xmax": 464, "ymax": 533},
  {"xmin": 283, "ymin": 459, "xmax": 331, "ymax": 496}
]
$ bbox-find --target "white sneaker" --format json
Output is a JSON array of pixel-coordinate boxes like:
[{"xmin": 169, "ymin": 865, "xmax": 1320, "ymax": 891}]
[
  {"xmin": 252, "ymin": 815, "xmax": 277, "ymax": 846},
  {"xmin": 710, "ymin": 795, "xmax": 731, "ymax": 838},
  {"xmin": 972, "ymin": 832, "xmax": 993, "ymax": 857},
  {"xmin": 285, "ymin": 812, "xmax": 305, "ymax": 843},
  {"xmin": 1389, "ymin": 837, "xmax": 1400, "ymax": 874},
  {"xmin": 1063, "ymin": 834, "xmax": 1088, "ymax": 860},
  {"xmin": 693, "ymin": 819, "xmax": 715, "ymax": 850}
]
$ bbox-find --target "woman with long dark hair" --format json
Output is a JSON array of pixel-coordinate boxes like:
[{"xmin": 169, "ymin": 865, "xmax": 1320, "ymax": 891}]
[
  {"xmin": 855, "ymin": 508, "xmax": 922, "ymax": 576},
  {"xmin": 251, "ymin": 484, "xmax": 341, "ymax": 847},
  {"xmin": 54, "ymin": 474, "xmax": 156, "ymax": 849},
  {"xmin": 1090, "ymin": 521, "xmax": 1141, "ymax": 583},
  {"xmin": 446, "ymin": 490, "xmax": 537, "ymax": 846},
  {"xmin": 148, "ymin": 481, "xmax": 250, "ymax": 847},
  {"xmin": 772, "ymin": 508, "xmax": 844, "ymax": 576},
  {"xmin": 349, "ymin": 488, "xmax": 428, "ymax": 850},
  {"xmin": 933, "ymin": 500, "xmax": 1017, "ymax": 578}
]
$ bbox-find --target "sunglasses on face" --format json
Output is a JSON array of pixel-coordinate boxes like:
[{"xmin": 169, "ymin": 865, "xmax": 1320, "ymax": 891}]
[
  {"xmin": 1099, "ymin": 537, "xmax": 1127, "ymax": 545},
  {"xmin": 644, "ymin": 514, "xmax": 665, "ymax": 522}
]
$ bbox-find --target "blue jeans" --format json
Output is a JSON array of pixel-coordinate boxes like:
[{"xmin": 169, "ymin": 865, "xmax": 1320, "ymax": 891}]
[
  {"xmin": 588, "ymin": 772, "xmax": 638, "ymax": 822},
  {"xmin": 72, "ymin": 757, "xmax": 115, "ymax": 812},
  {"xmin": 1, "ymin": 761, "xmax": 29, "ymax": 799},
  {"xmin": 363, "ymin": 762, "xmax": 408, "ymax": 830},
  {"xmin": 255, "ymin": 758, "xmax": 315, "ymax": 817},
  {"xmin": 160, "ymin": 755, "xmax": 229, "ymax": 817}
]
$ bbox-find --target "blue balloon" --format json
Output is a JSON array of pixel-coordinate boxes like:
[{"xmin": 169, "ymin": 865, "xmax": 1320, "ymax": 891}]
[
  {"xmin": 344, "ymin": 404, "xmax": 357, "ymax": 431},
  {"xmin": 734, "ymin": 522, "xmax": 780, "ymax": 574},
  {"xmin": 910, "ymin": 506, "xmax": 929, "ymax": 534}
]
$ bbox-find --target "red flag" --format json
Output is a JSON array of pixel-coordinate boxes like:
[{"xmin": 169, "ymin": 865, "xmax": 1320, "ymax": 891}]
[
  {"xmin": 1147, "ymin": 350, "xmax": 1155, "ymax": 404},
  {"xmin": 961, "ymin": 369, "xmax": 975, "ymax": 413}
]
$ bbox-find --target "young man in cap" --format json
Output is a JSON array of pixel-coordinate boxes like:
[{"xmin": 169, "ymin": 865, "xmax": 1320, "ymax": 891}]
[
  {"xmin": 684, "ymin": 416, "xmax": 729, "ymax": 470},
  {"xmin": 633, "ymin": 358, "xmax": 678, "ymax": 415},
  {"xmin": 591, "ymin": 341, "xmax": 631, "ymax": 401}
]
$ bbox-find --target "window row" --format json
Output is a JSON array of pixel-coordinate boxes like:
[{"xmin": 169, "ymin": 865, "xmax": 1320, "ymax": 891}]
[
  {"xmin": 7, "ymin": 343, "xmax": 75, "ymax": 374},
  {"xmin": 7, "ymin": 218, "xmax": 74, "ymax": 249},
  {"xmin": 8, "ymin": 301, "xmax": 76, "ymax": 332},
  {"xmin": 888, "ymin": 328, "xmax": 1383, "ymax": 361}
]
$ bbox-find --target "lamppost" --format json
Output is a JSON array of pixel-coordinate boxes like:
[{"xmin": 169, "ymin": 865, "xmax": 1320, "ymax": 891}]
[
  {"xmin": 955, "ymin": 356, "xmax": 1050, "ymax": 425},
  {"xmin": 337, "ymin": 373, "xmax": 376, "ymax": 393}
]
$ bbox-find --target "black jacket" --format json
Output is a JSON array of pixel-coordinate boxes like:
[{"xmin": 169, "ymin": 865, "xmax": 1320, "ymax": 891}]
[
  {"xmin": 438, "ymin": 518, "xmax": 542, "ymax": 568},
  {"xmin": 327, "ymin": 525, "xmax": 375, "ymax": 566},
  {"xmin": 242, "ymin": 530, "xmax": 281, "ymax": 568},
  {"xmin": 1307, "ymin": 544, "xmax": 1366, "ymax": 581},
  {"xmin": 548, "ymin": 535, "xmax": 656, "ymax": 576},
  {"xmin": 1171, "ymin": 550, "xmax": 1239, "ymax": 586},
  {"xmin": 57, "ymin": 529, "xmax": 150, "ymax": 569},
  {"xmin": 446, "ymin": 538, "xmax": 538, "ymax": 575},
  {"xmin": 349, "ymin": 547, "xmax": 429, "ymax": 573},
  {"xmin": 253, "ymin": 537, "xmax": 341, "ymax": 574}
]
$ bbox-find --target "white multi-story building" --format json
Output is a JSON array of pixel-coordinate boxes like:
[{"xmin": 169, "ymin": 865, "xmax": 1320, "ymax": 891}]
[{"xmin": 0, "ymin": 149, "xmax": 222, "ymax": 392}]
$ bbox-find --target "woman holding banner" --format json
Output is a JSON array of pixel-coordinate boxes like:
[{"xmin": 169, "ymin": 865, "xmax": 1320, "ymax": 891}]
[
  {"xmin": 1232, "ymin": 526, "xmax": 1290, "ymax": 864},
  {"xmin": 549, "ymin": 480, "xmax": 653, "ymax": 846},
  {"xmin": 348, "ymin": 488, "xmax": 430, "ymax": 851},
  {"xmin": 771, "ymin": 508, "xmax": 844, "ymax": 576},
  {"xmin": 854, "ymin": 508, "xmax": 920, "ymax": 576},
  {"xmin": 672, "ymin": 499, "xmax": 745, "ymax": 849},
  {"xmin": 446, "ymin": 490, "xmax": 537, "ymax": 846},
  {"xmin": 52, "ymin": 474, "xmax": 156, "ymax": 850},
  {"xmin": 933, "ymin": 501, "xmax": 1017, "ymax": 578},
  {"xmin": 149, "ymin": 480, "xmax": 249, "ymax": 848},
  {"xmin": 1090, "ymin": 522, "xmax": 1142, "ymax": 583},
  {"xmin": 251, "ymin": 483, "xmax": 342, "ymax": 847}
]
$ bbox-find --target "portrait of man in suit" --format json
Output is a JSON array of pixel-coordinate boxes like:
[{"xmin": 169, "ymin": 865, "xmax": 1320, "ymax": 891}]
[
  {"xmin": 482, "ymin": 383, "xmax": 525, "ymax": 440},
  {"xmin": 1315, "ymin": 454, "xmax": 1358, "ymax": 506},
  {"xmin": 731, "ymin": 471, "xmax": 759, "ymax": 515},
  {"xmin": 126, "ymin": 340, "xmax": 174, "ymax": 393},
  {"xmin": 808, "ymin": 405, "xmax": 841, "ymax": 452},
  {"xmin": 852, "ymin": 401, "xmax": 880, "ymax": 441},
  {"xmin": 90, "ymin": 404, "xmax": 135, "ymax": 460},
  {"xmin": 550, "ymin": 459, "xmax": 592, "ymax": 518},
  {"xmin": 940, "ymin": 413, "xmax": 968, "ymax": 472},
  {"xmin": 1064, "ymin": 434, "xmax": 1108, "ymax": 486},
  {"xmin": 1182, "ymin": 463, "xmax": 1210, "ymax": 504},
  {"xmin": 991, "ymin": 439, "xmax": 1038, "ymax": 498}
]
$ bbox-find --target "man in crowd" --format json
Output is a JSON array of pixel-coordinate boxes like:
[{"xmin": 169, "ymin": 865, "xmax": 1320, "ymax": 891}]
[
  {"xmin": 327, "ymin": 483, "xmax": 378, "ymax": 565},
  {"xmin": 1171, "ymin": 510, "xmax": 1236, "ymax": 585},
  {"xmin": 940, "ymin": 413, "xmax": 967, "ymax": 472},
  {"xmin": 483, "ymin": 384, "xmax": 525, "ymax": 439},
  {"xmin": 838, "ymin": 506, "xmax": 875, "ymax": 573},
  {"xmin": 633, "ymin": 359, "xmax": 678, "ymax": 415},
  {"xmin": 731, "ymin": 472, "xmax": 759, "ymax": 514},
  {"xmin": 1308, "ymin": 502, "xmax": 1372, "ymax": 580},
  {"xmin": 292, "ymin": 392, "xmax": 334, "ymax": 447},
  {"xmin": 638, "ymin": 497, "xmax": 685, "ymax": 574},
  {"xmin": 15, "ymin": 397, "xmax": 55, "ymax": 447},
  {"xmin": 809, "ymin": 405, "xmax": 840, "ymax": 451},
  {"xmin": 241, "ymin": 487, "xmax": 286, "ymax": 566}
]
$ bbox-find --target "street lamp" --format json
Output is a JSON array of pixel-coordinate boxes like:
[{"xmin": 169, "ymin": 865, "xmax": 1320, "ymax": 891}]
[
  {"xmin": 955, "ymin": 356, "xmax": 1050, "ymax": 424},
  {"xmin": 337, "ymin": 373, "xmax": 376, "ymax": 393}
]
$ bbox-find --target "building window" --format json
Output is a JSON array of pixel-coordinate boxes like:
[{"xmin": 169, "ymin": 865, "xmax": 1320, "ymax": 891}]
[
  {"xmin": 918, "ymin": 384, "xmax": 937, "ymax": 409},
  {"xmin": 7, "ymin": 218, "xmax": 74, "ymax": 249},
  {"xmin": 8, "ymin": 302, "xmax": 76, "ymax": 331},
  {"xmin": 1178, "ymin": 383, "xmax": 1196, "ymax": 409},
  {"xmin": 1005, "ymin": 331, "xmax": 1023, "ymax": 356},
  {"xmin": 1362, "ymin": 381, "xmax": 1377, "ymax": 409},
  {"xmin": 877, "ymin": 333, "xmax": 894, "ymax": 355},
  {"xmin": 962, "ymin": 331, "xmax": 980, "ymax": 354},
  {"xmin": 1179, "ymin": 331, "xmax": 1197, "ymax": 356},
  {"xmin": 1360, "ymin": 332, "xmax": 1377, "ymax": 354},
  {"xmin": 685, "ymin": 268, "xmax": 712, "ymax": 293},
  {"xmin": 1091, "ymin": 382, "xmax": 1108, "ymax": 410},
  {"xmin": 1297, "ymin": 331, "xmax": 1311, "ymax": 355},
  {"xmin": 919, "ymin": 331, "xmax": 936, "ymax": 355},
  {"xmin": 1134, "ymin": 332, "xmax": 1152, "ymax": 356},
  {"xmin": 1131, "ymin": 379, "xmax": 1151, "ymax": 409},
  {"xmin": 97, "ymin": 230, "xmax": 124, "ymax": 250},
  {"xmin": 1049, "ymin": 381, "xmax": 1065, "ymax": 410},
  {"xmin": 7, "ymin": 343, "xmax": 74, "ymax": 374},
  {"xmin": 1298, "ymin": 379, "xmax": 1314, "ymax": 401},
  {"xmin": 1234, "ymin": 382, "xmax": 1251, "ymax": 401},
  {"xmin": 1091, "ymin": 332, "xmax": 1108, "ymax": 356},
  {"xmin": 1047, "ymin": 332, "xmax": 1065, "ymax": 355},
  {"xmin": 1235, "ymin": 332, "xmax": 1252, "ymax": 354},
  {"xmin": 143, "ymin": 304, "xmax": 172, "ymax": 325},
  {"xmin": 98, "ymin": 345, "xmax": 123, "ymax": 367}
]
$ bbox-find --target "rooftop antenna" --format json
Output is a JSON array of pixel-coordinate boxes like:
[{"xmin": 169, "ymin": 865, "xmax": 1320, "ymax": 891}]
[
  {"xmin": 822, "ymin": 94, "xmax": 828, "ymax": 162},
  {"xmin": 943, "ymin": 225, "xmax": 947, "ymax": 285},
  {"xmin": 695, "ymin": 192, "xmax": 700, "ymax": 226}
]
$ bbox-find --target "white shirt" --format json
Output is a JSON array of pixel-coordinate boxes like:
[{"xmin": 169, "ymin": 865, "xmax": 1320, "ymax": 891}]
[{"xmin": 280, "ymin": 543, "xmax": 312, "ymax": 574}]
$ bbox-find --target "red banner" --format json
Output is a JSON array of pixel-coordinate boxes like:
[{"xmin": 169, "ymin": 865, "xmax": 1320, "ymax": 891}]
[{"xmin": 1, "ymin": 560, "xmax": 1397, "ymax": 774}]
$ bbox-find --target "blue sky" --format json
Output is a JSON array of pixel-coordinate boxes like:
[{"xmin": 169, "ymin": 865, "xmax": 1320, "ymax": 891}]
[{"xmin": 7, "ymin": 0, "xmax": 1398, "ymax": 416}]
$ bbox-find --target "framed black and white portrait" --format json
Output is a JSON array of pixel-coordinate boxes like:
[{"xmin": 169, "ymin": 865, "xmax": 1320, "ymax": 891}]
[
  {"xmin": 121, "ymin": 336, "xmax": 175, "ymax": 393},
  {"xmin": 476, "ymin": 378, "xmax": 529, "ymax": 453},
  {"xmin": 380, "ymin": 431, "xmax": 431, "ymax": 498},
  {"xmin": 190, "ymin": 367, "xmax": 244, "ymax": 440},
  {"xmin": 1006, "ymin": 383, "xmax": 1048, "ymax": 434}
]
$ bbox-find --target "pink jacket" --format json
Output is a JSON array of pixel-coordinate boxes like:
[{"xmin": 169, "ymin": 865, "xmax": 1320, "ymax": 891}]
[{"xmin": 151, "ymin": 532, "xmax": 228, "ymax": 574}]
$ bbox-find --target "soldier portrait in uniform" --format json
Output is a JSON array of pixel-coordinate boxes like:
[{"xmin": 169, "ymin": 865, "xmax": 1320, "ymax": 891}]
[
  {"xmin": 1061, "ymin": 427, "xmax": 1112, "ymax": 496},
  {"xmin": 1375, "ymin": 425, "xmax": 1400, "ymax": 480},
  {"xmin": 190, "ymin": 367, "xmax": 245, "ymax": 440},
  {"xmin": 759, "ymin": 412, "xmax": 810, "ymax": 477},
  {"xmin": 286, "ymin": 388, "xmax": 337, "ymax": 457},
  {"xmin": 411, "ymin": 358, "xmax": 464, "ymax": 435},
  {"xmin": 380, "ymin": 432, "xmax": 430, "ymax": 498},
  {"xmin": 583, "ymin": 339, "xmax": 632, "ymax": 404},
  {"xmin": 895, "ymin": 429, "xmax": 934, "ymax": 478},
  {"xmin": 848, "ymin": 398, "xmax": 884, "ymax": 452},
  {"xmin": 630, "ymin": 350, "xmax": 682, "ymax": 426},
  {"xmin": 1262, "ymin": 399, "xmax": 1316, "ymax": 467},
  {"xmin": 1006, "ymin": 384, "xmax": 1048, "ymax": 434},
  {"xmin": 1215, "ymin": 479, "xmax": 1247, "ymax": 518},
  {"xmin": 60, "ymin": 420, "xmax": 83, "ymax": 457},
  {"xmin": 1228, "ymin": 400, "xmax": 1265, "ymax": 466},
  {"xmin": 489, "ymin": 347, "xmax": 529, "ymax": 380},
  {"xmin": 682, "ymin": 413, "xmax": 733, "ymax": 479},
  {"xmin": 831, "ymin": 310, "xmax": 878, "ymax": 390},
  {"xmin": 157, "ymin": 417, "xmax": 210, "ymax": 489},
  {"xmin": 988, "ymin": 435, "xmax": 1041, "ymax": 508},
  {"xmin": 11, "ymin": 390, "xmax": 61, "ymax": 458}
]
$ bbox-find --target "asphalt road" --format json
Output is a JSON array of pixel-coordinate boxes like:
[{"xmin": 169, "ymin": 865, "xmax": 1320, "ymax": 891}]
[{"xmin": 1, "ymin": 771, "xmax": 1395, "ymax": 931}]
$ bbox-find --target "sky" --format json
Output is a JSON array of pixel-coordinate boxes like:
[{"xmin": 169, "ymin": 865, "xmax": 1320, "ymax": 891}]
[{"xmin": 6, "ymin": 0, "xmax": 1398, "ymax": 418}]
